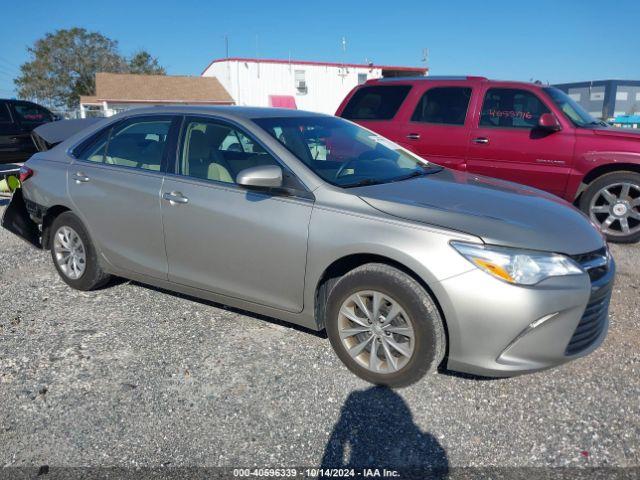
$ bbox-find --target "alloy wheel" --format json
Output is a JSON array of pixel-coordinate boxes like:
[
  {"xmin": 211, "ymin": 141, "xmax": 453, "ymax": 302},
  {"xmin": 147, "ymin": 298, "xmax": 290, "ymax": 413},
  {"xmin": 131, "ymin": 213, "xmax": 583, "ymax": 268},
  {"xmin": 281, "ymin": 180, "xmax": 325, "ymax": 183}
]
[
  {"xmin": 337, "ymin": 290, "xmax": 415, "ymax": 374},
  {"xmin": 53, "ymin": 226, "xmax": 87, "ymax": 280},
  {"xmin": 589, "ymin": 182, "xmax": 640, "ymax": 237}
]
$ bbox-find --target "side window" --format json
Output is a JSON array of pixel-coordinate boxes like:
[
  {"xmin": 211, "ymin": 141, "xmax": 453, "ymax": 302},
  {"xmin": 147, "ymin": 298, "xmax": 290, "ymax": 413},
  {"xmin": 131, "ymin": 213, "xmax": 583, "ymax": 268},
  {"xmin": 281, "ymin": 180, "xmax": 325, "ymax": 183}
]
[
  {"xmin": 105, "ymin": 117, "xmax": 172, "ymax": 171},
  {"xmin": 77, "ymin": 127, "xmax": 112, "ymax": 163},
  {"xmin": 341, "ymin": 85, "xmax": 411, "ymax": 120},
  {"xmin": 13, "ymin": 102, "xmax": 54, "ymax": 126},
  {"xmin": 0, "ymin": 102, "xmax": 12, "ymax": 123},
  {"xmin": 411, "ymin": 87, "xmax": 472, "ymax": 125},
  {"xmin": 180, "ymin": 118, "xmax": 279, "ymax": 184},
  {"xmin": 480, "ymin": 88, "xmax": 550, "ymax": 129}
]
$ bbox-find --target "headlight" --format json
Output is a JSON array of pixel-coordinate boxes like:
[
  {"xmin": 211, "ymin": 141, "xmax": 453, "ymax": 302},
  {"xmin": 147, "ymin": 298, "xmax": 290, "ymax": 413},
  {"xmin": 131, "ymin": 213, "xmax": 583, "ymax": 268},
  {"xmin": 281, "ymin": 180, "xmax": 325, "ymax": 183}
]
[{"xmin": 451, "ymin": 242, "xmax": 584, "ymax": 285}]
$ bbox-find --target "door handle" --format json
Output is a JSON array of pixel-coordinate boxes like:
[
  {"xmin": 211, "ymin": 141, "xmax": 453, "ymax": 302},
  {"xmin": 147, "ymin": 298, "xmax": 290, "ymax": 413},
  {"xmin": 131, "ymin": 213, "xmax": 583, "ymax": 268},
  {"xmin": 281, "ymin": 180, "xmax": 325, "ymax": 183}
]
[
  {"xmin": 472, "ymin": 137, "xmax": 489, "ymax": 144},
  {"xmin": 72, "ymin": 172, "xmax": 90, "ymax": 183},
  {"xmin": 162, "ymin": 191, "xmax": 189, "ymax": 205},
  {"xmin": 406, "ymin": 133, "xmax": 421, "ymax": 140},
  {"xmin": 9, "ymin": 136, "xmax": 20, "ymax": 143}
]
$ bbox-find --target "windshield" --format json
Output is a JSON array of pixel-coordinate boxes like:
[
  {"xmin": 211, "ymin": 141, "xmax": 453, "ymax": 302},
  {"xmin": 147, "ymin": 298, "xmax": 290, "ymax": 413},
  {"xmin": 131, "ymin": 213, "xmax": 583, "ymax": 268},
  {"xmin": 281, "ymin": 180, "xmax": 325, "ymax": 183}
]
[
  {"xmin": 253, "ymin": 116, "xmax": 439, "ymax": 188},
  {"xmin": 543, "ymin": 87, "xmax": 605, "ymax": 127}
]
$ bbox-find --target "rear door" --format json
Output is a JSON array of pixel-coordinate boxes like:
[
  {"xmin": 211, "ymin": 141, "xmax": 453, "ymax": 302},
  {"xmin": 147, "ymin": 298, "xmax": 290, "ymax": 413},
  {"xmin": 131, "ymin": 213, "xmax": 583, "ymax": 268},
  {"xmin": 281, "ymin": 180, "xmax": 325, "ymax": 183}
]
[
  {"xmin": 339, "ymin": 84, "xmax": 412, "ymax": 141},
  {"xmin": 160, "ymin": 116, "xmax": 313, "ymax": 313},
  {"xmin": 68, "ymin": 114, "xmax": 179, "ymax": 279},
  {"xmin": 466, "ymin": 86, "xmax": 575, "ymax": 197},
  {"xmin": 397, "ymin": 85, "xmax": 474, "ymax": 169}
]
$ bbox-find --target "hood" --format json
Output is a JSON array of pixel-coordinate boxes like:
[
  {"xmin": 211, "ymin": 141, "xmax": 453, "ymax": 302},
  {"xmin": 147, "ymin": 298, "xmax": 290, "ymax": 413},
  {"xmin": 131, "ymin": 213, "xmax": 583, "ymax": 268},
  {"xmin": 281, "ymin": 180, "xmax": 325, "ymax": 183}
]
[
  {"xmin": 351, "ymin": 169, "xmax": 604, "ymax": 255},
  {"xmin": 591, "ymin": 125, "xmax": 640, "ymax": 141}
]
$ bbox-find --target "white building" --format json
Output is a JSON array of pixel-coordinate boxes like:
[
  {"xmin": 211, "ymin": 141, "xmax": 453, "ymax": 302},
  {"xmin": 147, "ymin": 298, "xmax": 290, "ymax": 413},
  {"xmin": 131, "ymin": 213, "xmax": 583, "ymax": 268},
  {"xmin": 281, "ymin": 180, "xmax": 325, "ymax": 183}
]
[{"xmin": 202, "ymin": 57, "xmax": 427, "ymax": 114}]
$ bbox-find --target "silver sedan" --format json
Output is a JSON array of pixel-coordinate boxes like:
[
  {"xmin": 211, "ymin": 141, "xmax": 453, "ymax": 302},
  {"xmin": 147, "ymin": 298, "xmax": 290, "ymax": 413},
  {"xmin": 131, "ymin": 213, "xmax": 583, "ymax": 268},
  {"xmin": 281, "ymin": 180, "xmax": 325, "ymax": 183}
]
[{"xmin": 2, "ymin": 106, "xmax": 615, "ymax": 386}]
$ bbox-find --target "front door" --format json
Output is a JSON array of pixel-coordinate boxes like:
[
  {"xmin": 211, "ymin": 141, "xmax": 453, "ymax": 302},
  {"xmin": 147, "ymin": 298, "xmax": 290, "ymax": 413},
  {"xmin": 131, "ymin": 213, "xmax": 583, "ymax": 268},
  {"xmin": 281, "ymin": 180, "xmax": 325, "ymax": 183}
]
[
  {"xmin": 161, "ymin": 116, "xmax": 313, "ymax": 313},
  {"xmin": 466, "ymin": 87, "xmax": 575, "ymax": 197},
  {"xmin": 68, "ymin": 115, "xmax": 177, "ymax": 279}
]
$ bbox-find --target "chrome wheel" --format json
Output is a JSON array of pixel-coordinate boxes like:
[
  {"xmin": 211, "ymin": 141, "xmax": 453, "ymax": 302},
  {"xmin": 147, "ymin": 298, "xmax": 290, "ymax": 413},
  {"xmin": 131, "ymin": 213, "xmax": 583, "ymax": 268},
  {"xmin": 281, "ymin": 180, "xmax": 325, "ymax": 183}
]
[
  {"xmin": 338, "ymin": 290, "xmax": 415, "ymax": 374},
  {"xmin": 589, "ymin": 182, "xmax": 640, "ymax": 237},
  {"xmin": 53, "ymin": 226, "xmax": 86, "ymax": 280}
]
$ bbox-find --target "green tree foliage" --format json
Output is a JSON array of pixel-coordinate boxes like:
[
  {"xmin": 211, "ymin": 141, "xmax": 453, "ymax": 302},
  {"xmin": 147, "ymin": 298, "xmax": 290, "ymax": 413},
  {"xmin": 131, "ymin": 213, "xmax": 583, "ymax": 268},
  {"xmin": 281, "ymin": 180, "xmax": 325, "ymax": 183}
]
[
  {"xmin": 128, "ymin": 51, "xmax": 166, "ymax": 75},
  {"xmin": 15, "ymin": 28, "xmax": 165, "ymax": 109}
]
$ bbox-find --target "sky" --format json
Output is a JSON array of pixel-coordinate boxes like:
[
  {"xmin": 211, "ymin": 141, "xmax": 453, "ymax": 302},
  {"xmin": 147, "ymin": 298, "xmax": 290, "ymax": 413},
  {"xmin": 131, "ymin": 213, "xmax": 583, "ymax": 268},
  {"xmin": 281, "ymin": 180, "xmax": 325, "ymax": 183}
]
[{"xmin": 1, "ymin": 0, "xmax": 639, "ymax": 99}]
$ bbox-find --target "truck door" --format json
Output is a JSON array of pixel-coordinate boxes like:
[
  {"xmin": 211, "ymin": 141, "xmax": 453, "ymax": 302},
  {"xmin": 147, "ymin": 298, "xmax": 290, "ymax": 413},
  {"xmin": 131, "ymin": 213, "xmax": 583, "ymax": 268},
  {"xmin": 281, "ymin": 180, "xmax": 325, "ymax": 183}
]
[
  {"xmin": 466, "ymin": 86, "xmax": 574, "ymax": 197},
  {"xmin": 397, "ymin": 85, "xmax": 473, "ymax": 170}
]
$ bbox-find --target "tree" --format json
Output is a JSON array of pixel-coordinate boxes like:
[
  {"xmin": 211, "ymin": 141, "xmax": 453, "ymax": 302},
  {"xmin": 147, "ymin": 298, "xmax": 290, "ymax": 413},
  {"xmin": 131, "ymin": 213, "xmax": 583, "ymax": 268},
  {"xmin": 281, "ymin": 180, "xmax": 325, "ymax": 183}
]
[
  {"xmin": 128, "ymin": 51, "xmax": 166, "ymax": 75},
  {"xmin": 14, "ymin": 28, "xmax": 165, "ymax": 109}
]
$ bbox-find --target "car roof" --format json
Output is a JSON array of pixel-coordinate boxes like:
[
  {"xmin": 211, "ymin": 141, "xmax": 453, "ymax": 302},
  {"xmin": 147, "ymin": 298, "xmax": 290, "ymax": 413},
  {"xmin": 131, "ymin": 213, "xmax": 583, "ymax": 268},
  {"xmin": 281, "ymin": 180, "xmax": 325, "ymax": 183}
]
[
  {"xmin": 109, "ymin": 105, "xmax": 330, "ymax": 121},
  {"xmin": 364, "ymin": 76, "xmax": 546, "ymax": 89}
]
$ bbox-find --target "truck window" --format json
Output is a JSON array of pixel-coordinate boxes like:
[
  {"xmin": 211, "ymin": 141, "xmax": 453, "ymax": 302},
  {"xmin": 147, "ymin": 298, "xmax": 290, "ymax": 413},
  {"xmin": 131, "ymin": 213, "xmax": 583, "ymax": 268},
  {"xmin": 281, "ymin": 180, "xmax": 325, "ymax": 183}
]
[
  {"xmin": 480, "ymin": 88, "xmax": 550, "ymax": 129},
  {"xmin": 411, "ymin": 87, "xmax": 472, "ymax": 125},
  {"xmin": 0, "ymin": 102, "xmax": 12, "ymax": 123},
  {"xmin": 341, "ymin": 85, "xmax": 411, "ymax": 120}
]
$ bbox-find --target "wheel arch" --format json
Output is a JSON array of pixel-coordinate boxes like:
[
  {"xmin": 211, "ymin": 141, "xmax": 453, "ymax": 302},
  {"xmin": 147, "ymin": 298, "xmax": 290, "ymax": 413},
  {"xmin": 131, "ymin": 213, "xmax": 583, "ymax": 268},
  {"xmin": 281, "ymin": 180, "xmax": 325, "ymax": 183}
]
[
  {"xmin": 41, "ymin": 205, "xmax": 72, "ymax": 250},
  {"xmin": 313, "ymin": 253, "xmax": 449, "ymax": 356},
  {"xmin": 575, "ymin": 163, "xmax": 640, "ymax": 203}
]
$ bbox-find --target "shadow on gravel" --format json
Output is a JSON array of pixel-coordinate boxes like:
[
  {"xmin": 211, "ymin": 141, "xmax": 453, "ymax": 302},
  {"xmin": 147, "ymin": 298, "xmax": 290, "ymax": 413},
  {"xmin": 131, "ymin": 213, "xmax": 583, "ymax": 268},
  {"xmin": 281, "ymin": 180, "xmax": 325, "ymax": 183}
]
[
  {"xmin": 130, "ymin": 281, "xmax": 327, "ymax": 338},
  {"xmin": 321, "ymin": 386, "xmax": 449, "ymax": 477}
]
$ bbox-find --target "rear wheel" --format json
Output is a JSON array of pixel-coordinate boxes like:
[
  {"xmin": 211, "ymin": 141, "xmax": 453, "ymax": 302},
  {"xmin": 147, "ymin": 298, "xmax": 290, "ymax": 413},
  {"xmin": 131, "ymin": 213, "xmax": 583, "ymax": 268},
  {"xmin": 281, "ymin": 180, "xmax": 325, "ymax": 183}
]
[
  {"xmin": 50, "ymin": 212, "xmax": 112, "ymax": 290},
  {"xmin": 325, "ymin": 263, "xmax": 446, "ymax": 388},
  {"xmin": 580, "ymin": 171, "xmax": 640, "ymax": 243}
]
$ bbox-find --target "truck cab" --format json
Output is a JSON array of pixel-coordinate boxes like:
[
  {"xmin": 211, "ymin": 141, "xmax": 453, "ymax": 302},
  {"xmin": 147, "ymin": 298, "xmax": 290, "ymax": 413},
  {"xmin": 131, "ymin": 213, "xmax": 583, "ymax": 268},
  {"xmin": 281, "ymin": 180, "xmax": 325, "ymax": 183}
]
[
  {"xmin": 0, "ymin": 99, "xmax": 57, "ymax": 164},
  {"xmin": 336, "ymin": 76, "xmax": 640, "ymax": 243}
]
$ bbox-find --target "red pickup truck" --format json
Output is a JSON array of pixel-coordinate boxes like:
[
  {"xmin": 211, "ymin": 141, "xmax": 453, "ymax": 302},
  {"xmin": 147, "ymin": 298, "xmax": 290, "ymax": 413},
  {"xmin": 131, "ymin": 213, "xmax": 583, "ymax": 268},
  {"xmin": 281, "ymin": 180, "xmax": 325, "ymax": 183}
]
[{"xmin": 336, "ymin": 76, "xmax": 640, "ymax": 243}]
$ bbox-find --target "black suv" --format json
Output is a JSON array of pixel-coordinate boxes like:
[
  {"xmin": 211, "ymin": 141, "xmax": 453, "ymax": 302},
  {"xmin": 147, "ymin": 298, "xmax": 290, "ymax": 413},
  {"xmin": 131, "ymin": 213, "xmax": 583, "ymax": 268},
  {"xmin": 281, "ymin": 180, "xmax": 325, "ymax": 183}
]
[{"xmin": 0, "ymin": 99, "xmax": 57, "ymax": 164}]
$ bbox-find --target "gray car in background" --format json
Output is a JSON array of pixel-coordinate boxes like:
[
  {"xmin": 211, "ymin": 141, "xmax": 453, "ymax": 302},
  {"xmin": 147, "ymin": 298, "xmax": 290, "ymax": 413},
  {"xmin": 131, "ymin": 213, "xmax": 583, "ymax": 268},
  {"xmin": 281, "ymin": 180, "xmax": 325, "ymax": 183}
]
[{"xmin": 2, "ymin": 107, "xmax": 615, "ymax": 387}]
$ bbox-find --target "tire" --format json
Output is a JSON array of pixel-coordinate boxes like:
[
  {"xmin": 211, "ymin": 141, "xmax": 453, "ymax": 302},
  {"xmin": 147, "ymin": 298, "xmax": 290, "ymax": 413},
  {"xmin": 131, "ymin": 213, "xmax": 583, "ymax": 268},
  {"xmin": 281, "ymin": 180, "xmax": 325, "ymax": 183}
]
[
  {"xmin": 325, "ymin": 263, "xmax": 446, "ymax": 388},
  {"xmin": 579, "ymin": 171, "xmax": 640, "ymax": 244},
  {"xmin": 49, "ymin": 211, "xmax": 112, "ymax": 290}
]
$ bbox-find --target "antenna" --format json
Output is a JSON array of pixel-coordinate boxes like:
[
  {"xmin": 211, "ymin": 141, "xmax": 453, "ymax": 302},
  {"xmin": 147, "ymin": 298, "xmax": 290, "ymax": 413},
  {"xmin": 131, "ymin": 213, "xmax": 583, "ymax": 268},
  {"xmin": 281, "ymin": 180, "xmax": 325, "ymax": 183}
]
[
  {"xmin": 421, "ymin": 48, "xmax": 429, "ymax": 69},
  {"xmin": 339, "ymin": 36, "xmax": 348, "ymax": 78}
]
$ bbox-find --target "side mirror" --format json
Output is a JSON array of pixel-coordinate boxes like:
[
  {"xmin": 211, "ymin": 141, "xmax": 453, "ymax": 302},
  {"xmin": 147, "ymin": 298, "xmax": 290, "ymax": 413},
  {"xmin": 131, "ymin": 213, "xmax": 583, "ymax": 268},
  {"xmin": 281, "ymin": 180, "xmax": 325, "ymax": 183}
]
[
  {"xmin": 236, "ymin": 165, "xmax": 283, "ymax": 189},
  {"xmin": 538, "ymin": 113, "xmax": 562, "ymax": 132}
]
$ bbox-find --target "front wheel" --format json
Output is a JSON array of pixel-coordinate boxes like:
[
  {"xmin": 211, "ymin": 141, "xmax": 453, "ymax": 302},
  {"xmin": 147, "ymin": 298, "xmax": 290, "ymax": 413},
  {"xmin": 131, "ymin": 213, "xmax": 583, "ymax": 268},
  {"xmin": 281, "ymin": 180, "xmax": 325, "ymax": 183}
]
[
  {"xmin": 325, "ymin": 263, "xmax": 446, "ymax": 388},
  {"xmin": 580, "ymin": 171, "xmax": 640, "ymax": 243}
]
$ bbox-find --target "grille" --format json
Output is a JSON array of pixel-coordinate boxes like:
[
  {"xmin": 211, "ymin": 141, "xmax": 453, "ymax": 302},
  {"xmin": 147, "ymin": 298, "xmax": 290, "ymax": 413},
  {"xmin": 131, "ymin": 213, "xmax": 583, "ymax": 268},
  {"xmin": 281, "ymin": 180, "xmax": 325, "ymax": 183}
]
[
  {"xmin": 565, "ymin": 293, "xmax": 610, "ymax": 355},
  {"xmin": 565, "ymin": 247, "xmax": 613, "ymax": 356},
  {"xmin": 571, "ymin": 247, "xmax": 608, "ymax": 282}
]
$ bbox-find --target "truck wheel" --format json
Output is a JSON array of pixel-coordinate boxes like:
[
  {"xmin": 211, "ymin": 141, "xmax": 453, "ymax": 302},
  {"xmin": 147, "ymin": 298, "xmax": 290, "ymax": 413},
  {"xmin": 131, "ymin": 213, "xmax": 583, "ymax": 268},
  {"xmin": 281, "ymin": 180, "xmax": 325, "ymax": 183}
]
[
  {"xmin": 580, "ymin": 171, "xmax": 640, "ymax": 243},
  {"xmin": 325, "ymin": 263, "xmax": 446, "ymax": 388},
  {"xmin": 50, "ymin": 212, "xmax": 112, "ymax": 290}
]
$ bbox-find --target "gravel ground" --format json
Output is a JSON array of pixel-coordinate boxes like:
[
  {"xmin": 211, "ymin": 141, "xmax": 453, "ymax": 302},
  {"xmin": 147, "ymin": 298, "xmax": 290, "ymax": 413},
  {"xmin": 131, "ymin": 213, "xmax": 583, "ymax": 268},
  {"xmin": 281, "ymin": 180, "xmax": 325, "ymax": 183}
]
[{"xmin": 0, "ymin": 199, "xmax": 638, "ymax": 474}]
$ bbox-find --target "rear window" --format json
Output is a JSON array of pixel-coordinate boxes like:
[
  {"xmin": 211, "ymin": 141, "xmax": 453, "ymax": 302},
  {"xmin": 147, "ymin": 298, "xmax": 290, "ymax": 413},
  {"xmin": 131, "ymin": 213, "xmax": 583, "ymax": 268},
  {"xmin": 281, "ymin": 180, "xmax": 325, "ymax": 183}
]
[{"xmin": 341, "ymin": 85, "xmax": 411, "ymax": 120}]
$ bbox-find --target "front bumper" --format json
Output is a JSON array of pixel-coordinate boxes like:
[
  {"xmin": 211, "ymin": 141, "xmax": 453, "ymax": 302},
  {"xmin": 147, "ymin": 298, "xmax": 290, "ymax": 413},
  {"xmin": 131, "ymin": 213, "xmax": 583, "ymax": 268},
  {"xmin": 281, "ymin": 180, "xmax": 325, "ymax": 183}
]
[{"xmin": 437, "ymin": 255, "xmax": 615, "ymax": 377}]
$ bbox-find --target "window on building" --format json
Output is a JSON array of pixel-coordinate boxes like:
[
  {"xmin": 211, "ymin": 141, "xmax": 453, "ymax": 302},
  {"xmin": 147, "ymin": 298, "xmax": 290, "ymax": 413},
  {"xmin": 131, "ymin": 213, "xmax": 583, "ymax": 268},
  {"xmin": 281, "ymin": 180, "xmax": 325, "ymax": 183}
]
[
  {"xmin": 295, "ymin": 70, "xmax": 307, "ymax": 94},
  {"xmin": 358, "ymin": 73, "xmax": 368, "ymax": 85},
  {"xmin": 590, "ymin": 91, "xmax": 605, "ymax": 101},
  {"xmin": 411, "ymin": 87, "xmax": 472, "ymax": 125},
  {"xmin": 341, "ymin": 85, "xmax": 411, "ymax": 120},
  {"xmin": 616, "ymin": 91, "xmax": 629, "ymax": 101},
  {"xmin": 480, "ymin": 88, "xmax": 550, "ymax": 129}
]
